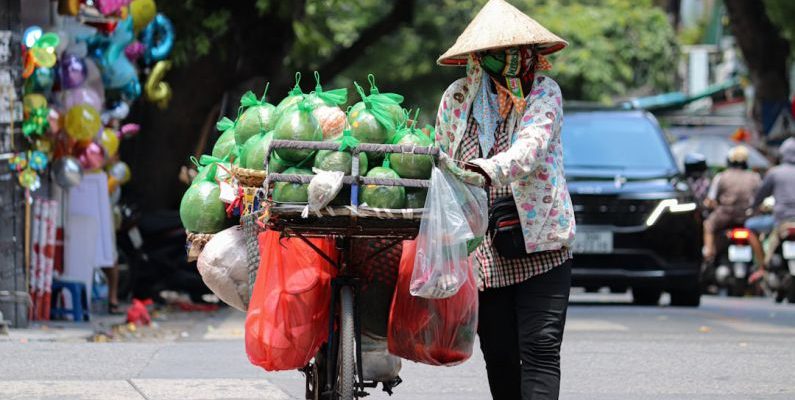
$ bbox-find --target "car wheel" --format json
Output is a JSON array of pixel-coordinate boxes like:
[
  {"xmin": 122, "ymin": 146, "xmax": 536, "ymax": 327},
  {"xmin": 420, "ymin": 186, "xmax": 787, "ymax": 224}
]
[
  {"xmin": 632, "ymin": 288, "xmax": 662, "ymax": 305},
  {"xmin": 670, "ymin": 287, "xmax": 701, "ymax": 307}
]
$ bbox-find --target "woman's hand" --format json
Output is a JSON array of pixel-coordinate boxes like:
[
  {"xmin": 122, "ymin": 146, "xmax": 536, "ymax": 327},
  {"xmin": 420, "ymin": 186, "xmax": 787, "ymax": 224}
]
[
  {"xmin": 463, "ymin": 162, "xmax": 492, "ymax": 187},
  {"xmin": 439, "ymin": 153, "xmax": 489, "ymax": 188}
]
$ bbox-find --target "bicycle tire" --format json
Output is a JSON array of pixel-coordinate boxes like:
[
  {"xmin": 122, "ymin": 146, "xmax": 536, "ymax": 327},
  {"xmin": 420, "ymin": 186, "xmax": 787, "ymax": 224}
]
[{"xmin": 338, "ymin": 286, "xmax": 356, "ymax": 400}]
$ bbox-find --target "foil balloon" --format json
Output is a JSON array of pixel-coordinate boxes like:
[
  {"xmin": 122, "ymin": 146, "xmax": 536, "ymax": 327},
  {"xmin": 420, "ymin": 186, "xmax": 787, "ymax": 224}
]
[
  {"xmin": 29, "ymin": 151, "xmax": 48, "ymax": 172},
  {"xmin": 23, "ymin": 93, "xmax": 47, "ymax": 117},
  {"xmin": 124, "ymin": 41, "xmax": 145, "ymax": 63},
  {"xmin": 74, "ymin": 141, "xmax": 105, "ymax": 170},
  {"xmin": 130, "ymin": 0, "xmax": 157, "ymax": 33},
  {"xmin": 47, "ymin": 108, "xmax": 61, "ymax": 134},
  {"xmin": 64, "ymin": 104, "xmax": 102, "ymax": 141},
  {"xmin": 96, "ymin": 0, "xmax": 132, "ymax": 16},
  {"xmin": 62, "ymin": 87, "xmax": 104, "ymax": 111},
  {"xmin": 141, "ymin": 13, "xmax": 174, "ymax": 64},
  {"xmin": 22, "ymin": 26, "xmax": 43, "ymax": 48},
  {"xmin": 34, "ymin": 137, "xmax": 53, "ymax": 153},
  {"xmin": 120, "ymin": 123, "xmax": 140, "ymax": 138},
  {"xmin": 100, "ymin": 17, "xmax": 137, "ymax": 90},
  {"xmin": 23, "ymin": 67, "xmax": 55, "ymax": 95},
  {"xmin": 108, "ymin": 160, "xmax": 131, "ymax": 184},
  {"xmin": 59, "ymin": 53, "xmax": 87, "ymax": 89},
  {"xmin": 18, "ymin": 168, "xmax": 41, "ymax": 191},
  {"xmin": 22, "ymin": 31, "xmax": 59, "ymax": 79},
  {"xmin": 52, "ymin": 156, "xmax": 83, "ymax": 188},
  {"xmin": 98, "ymin": 128, "xmax": 120, "ymax": 157},
  {"xmin": 83, "ymin": 58, "xmax": 106, "ymax": 98},
  {"xmin": 102, "ymin": 101, "xmax": 130, "ymax": 122},
  {"xmin": 144, "ymin": 60, "xmax": 171, "ymax": 108}
]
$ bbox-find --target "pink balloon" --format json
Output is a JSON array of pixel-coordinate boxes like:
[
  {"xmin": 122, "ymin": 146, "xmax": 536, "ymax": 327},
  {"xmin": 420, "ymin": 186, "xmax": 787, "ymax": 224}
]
[
  {"xmin": 62, "ymin": 87, "xmax": 103, "ymax": 111},
  {"xmin": 125, "ymin": 41, "xmax": 145, "ymax": 63},
  {"xmin": 74, "ymin": 141, "xmax": 105, "ymax": 170}
]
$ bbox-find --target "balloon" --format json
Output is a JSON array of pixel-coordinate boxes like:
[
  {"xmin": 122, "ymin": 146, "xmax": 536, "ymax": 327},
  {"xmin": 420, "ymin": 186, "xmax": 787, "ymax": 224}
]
[
  {"xmin": 141, "ymin": 13, "xmax": 174, "ymax": 64},
  {"xmin": 98, "ymin": 128, "xmax": 120, "ymax": 157},
  {"xmin": 24, "ymin": 67, "xmax": 55, "ymax": 95},
  {"xmin": 74, "ymin": 141, "xmax": 105, "ymax": 170},
  {"xmin": 119, "ymin": 123, "xmax": 140, "ymax": 138},
  {"xmin": 96, "ymin": 0, "xmax": 132, "ymax": 16},
  {"xmin": 144, "ymin": 60, "xmax": 171, "ymax": 108},
  {"xmin": 59, "ymin": 54, "xmax": 87, "ymax": 89},
  {"xmin": 18, "ymin": 168, "xmax": 41, "ymax": 191},
  {"xmin": 23, "ymin": 94, "xmax": 47, "ymax": 117},
  {"xmin": 83, "ymin": 58, "xmax": 106, "ymax": 96},
  {"xmin": 64, "ymin": 104, "xmax": 102, "ymax": 141},
  {"xmin": 29, "ymin": 151, "xmax": 48, "ymax": 172},
  {"xmin": 124, "ymin": 41, "xmax": 145, "ymax": 63},
  {"xmin": 102, "ymin": 102, "xmax": 130, "ymax": 122},
  {"xmin": 62, "ymin": 87, "xmax": 103, "ymax": 111},
  {"xmin": 47, "ymin": 108, "xmax": 61, "ymax": 134},
  {"xmin": 130, "ymin": 0, "xmax": 157, "ymax": 33},
  {"xmin": 52, "ymin": 156, "xmax": 83, "ymax": 188},
  {"xmin": 23, "ymin": 26, "xmax": 43, "ymax": 48},
  {"xmin": 108, "ymin": 160, "xmax": 131, "ymax": 184}
]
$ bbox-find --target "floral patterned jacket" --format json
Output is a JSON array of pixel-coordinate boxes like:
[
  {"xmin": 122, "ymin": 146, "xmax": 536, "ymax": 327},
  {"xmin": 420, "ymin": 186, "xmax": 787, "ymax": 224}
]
[{"xmin": 434, "ymin": 61, "xmax": 576, "ymax": 254}]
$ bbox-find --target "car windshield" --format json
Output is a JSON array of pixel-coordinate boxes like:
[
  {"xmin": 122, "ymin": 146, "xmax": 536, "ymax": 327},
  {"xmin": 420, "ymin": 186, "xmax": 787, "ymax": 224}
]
[{"xmin": 562, "ymin": 114, "xmax": 676, "ymax": 170}]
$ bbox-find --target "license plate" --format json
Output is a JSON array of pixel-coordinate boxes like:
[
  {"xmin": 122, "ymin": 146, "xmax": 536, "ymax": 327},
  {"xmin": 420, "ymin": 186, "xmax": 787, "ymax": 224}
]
[
  {"xmin": 728, "ymin": 245, "xmax": 753, "ymax": 262},
  {"xmin": 733, "ymin": 263, "xmax": 747, "ymax": 279},
  {"xmin": 573, "ymin": 231, "xmax": 613, "ymax": 254},
  {"xmin": 782, "ymin": 241, "xmax": 795, "ymax": 259},
  {"xmin": 128, "ymin": 227, "xmax": 144, "ymax": 249}
]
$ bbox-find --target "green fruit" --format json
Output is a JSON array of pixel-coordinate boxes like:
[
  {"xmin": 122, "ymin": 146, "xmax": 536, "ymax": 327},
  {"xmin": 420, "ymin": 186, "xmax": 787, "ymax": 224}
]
[
  {"xmin": 272, "ymin": 167, "xmax": 313, "ymax": 203},
  {"xmin": 360, "ymin": 167, "xmax": 406, "ymax": 209},
  {"xmin": 405, "ymin": 188, "xmax": 427, "ymax": 209},
  {"xmin": 241, "ymin": 131, "xmax": 274, "ymax": 170},
  {"xmin": 349, "ymin": 102, "xmax": 388, "ymax": 145},
  {"xmin": 273, "ymin": 108, "xmax": 322, "ymax": 163},
  {"xmin": 235, "ymin": 104, "xmax": 277, "ymax": 146},
  {"xmin": 211, "ymin": 128, "xmax": 236, "ymax": 159},
  {"xmin": 314, "ymin": 150, "xmax": 368, "ymax": 176},
  {"xmin": 268, "ymin": 152, "xmax": 292, "ymax": 173},
  {"xmin": 389, "ymin": 132, "xmax": 434, "ymax": 179},
  {"xmin": 275, "ymin": 95, "xmax": 303, "ymax": 116},
  {"xmin": 179, "ymin": 181, "xmax": 227, "ymax": 233},
  {"xmin": 193, "ymin": 162, "xmax": 230, "ymax": 185}
]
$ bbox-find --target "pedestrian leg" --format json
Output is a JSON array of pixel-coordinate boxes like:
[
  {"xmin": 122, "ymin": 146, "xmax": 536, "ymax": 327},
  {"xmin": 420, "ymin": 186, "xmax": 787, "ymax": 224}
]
[{"xmin": 478, "ymin": 285, "xmax": 520, "ymax": 400}]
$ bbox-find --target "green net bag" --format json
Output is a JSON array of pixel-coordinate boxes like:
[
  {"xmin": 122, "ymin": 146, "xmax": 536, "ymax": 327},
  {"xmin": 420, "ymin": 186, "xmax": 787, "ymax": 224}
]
[
  {"xmin": 241, "ymin": 131, "xmax": 275, "ymax": 170},
  {"xmin": 268, "ymin": 152, "xmax": 292, "ymax": 173},
  {"xmin": 388, "ymin": 111, "xmax": 434, "ymax": 179},
  {"xmin": 272, "ymin": 166, "xmax": 314, "ymax": 204},
  {"xmin": 348, "ymin": 74, "xmax": 405, "ymax": 146},
  {"xmin": 212, "ymin": 117, "xmax": 237, "ymax": 160},
  {"xmin": 191, "ymin": 155, "xmax": 231, "ymax": 184},
  {"xmin": 235, "ymin": 83, "xmax": 277, "ymax": 146},
  {"xmin": 360, "ymin": 159, "xmax": 406, "ymax": 209},
  {"xmin": 313, "ymin": 129, "xmax": 368, "ymax": 176},
  {"xmin": 275, "ymin": 72, "xmax": 307, "ymax": 116},
  {"xmin": 272, "ymin": 96, "xmax": 322, "ymax": 163},
  {"xmin": 180, "ymin": 162, "xmax": 228, "ymax": 233},
  {"xmin": 306, "ymin": 72, "xmax": 348, "ymax": 141}
]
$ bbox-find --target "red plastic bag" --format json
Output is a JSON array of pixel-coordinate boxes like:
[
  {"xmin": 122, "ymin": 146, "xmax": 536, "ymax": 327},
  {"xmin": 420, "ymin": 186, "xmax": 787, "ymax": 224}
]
[
  {"xmin": 245, "ymin": 230, "xmax": 338, "ymax": 371},
  {"xmin": 387, "ymin": 240, "xmax": 478, "ymax": 366}
]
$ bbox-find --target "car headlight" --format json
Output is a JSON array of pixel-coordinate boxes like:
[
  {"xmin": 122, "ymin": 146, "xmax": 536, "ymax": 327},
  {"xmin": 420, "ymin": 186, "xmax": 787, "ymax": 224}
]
[{"xmin": 645, "ymin": 199, "xmax": 697, "ymax": 226}]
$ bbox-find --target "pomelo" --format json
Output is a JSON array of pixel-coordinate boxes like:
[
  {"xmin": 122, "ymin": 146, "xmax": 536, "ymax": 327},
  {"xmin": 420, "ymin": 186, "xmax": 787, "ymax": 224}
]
[
  {"xmin": 272, "ymin": 167, "xmax": 313, "ymax": 203},
  {"xmin": 235, "ymin": 103, "xmax": 277, "ymax": 146},
  {"xmin": 360, "ymin": 167, "xmax": 406, "ymax": 209},
  {"xmin": 180, "ymin": 181, "xmax": 227, "ymax": 233},
  {"xmin": 389, "ymin": 132, "xmax": 434, "ymax": 179},
  {"xmin": 273, "ymin": 107, "xmax": 322, "ymax": 163}
]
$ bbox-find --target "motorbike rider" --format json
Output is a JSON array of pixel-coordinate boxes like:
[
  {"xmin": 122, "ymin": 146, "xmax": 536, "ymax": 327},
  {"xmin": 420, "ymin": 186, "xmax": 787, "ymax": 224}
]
[
  {"xmin": 684, "ymin": 153, "xmax": 712, "ymax": 220},
  {"xmin": 749, "ymin": 137, "xmax": 795, "ymax": 282},
  {"xmin": 703, "ymin": 146, "xmax": 764, "ymax": 266}
]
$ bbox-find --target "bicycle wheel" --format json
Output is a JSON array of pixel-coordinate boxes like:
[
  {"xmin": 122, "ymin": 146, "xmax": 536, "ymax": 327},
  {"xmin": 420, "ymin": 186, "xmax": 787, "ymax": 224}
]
[{"xmin": 338, "ymin": 286, "xmax": 356, "ymax": 400}]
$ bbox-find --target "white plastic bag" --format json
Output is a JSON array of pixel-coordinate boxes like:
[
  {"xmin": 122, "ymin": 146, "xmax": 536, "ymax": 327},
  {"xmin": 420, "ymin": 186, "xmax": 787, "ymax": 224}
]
[
  {"xmin": 410, "ymin": 167, "xmax": 475, "ymax": 299},
  {"xmin": 197, "ymin": 226, "xmax": 249, "ymax": 311},
  {"xmin": 302, "ymin": 168, "xmax": 345, "ymax": 218}
]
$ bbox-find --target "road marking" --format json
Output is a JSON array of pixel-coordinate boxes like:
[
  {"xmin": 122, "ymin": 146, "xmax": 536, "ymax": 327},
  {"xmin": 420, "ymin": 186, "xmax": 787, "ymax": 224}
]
[{"xmin": 566, "ymin": 320, "xmax": 629, "ymax": 332}]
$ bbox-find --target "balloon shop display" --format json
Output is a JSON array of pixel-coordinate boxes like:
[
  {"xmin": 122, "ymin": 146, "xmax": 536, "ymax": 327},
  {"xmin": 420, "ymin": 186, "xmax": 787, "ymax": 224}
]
[{"xmin": 14, "ymin": 3, "xmax": 176, "ymax": 198}]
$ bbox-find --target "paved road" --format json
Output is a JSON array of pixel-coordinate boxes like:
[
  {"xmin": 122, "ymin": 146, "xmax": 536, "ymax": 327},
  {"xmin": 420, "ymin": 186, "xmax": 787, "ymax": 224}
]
[{"xmin": 2, "ymin": 293, "xmax": 795, "ymax": 399}]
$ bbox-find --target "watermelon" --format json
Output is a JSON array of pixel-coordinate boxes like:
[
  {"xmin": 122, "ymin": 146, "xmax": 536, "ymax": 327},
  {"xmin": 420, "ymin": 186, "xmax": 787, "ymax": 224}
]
[
  {"xmin": 360, "ymin": 167, "xmax": 406, "ymax": 209},
  {"xmin": 389, "ymin": 131, "xmax": 434, "ymax": 179},
  {"xmin": 212, "ymin": 127, "xmax": 236, "ymax": 159},
  {"xmin": 179, "ymin": 181, "xmax": 227, "ymax": 233},
  {"xmin": 273, "ymin": 104, "xmax": 322, "ymax": 163},
  {"xmin": 314, "ymin": 149, "xmax": 368, "ymax": 176},
  {"xmin": 272, "ymin": 167, "xmax": 313, "ymax": 203},
  {"xmin": 268, "ymin": 152, "xmax": 292, "ymax": 173},
  {"xmin": 241, "ymin": 131, "xmax": 274, "ymax": 170},
  {"xmin": 405, "ymin": 188, "xmax": 427, "ymax": 209},
  {"xmin": 235, "ymin": 103, "xmax": 277, "ymax": 146}
]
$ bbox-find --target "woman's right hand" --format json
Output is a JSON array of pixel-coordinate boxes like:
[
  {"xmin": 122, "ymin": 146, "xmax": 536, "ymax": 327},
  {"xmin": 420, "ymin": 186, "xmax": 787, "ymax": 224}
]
[{"xmin": 439, "ymin": 153, "xmax": 489, "ymax": 188}]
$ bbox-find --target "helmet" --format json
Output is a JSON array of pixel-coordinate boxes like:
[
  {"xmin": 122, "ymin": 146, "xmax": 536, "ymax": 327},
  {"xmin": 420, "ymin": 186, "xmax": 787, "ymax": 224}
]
[
  {"xmin": 684, "ymin": 153, "xmax": 707, "ymax": 176},
  {"xmin": 727, "ymin": 146, "xmax": 749, "ymax": 163}
]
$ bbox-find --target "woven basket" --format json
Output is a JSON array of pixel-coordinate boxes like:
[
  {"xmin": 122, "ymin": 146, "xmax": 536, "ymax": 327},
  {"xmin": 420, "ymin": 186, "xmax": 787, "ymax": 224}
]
[
  {"xmin": 186, "ymin": 231, "xmax": 215, "ymax": 262},
  {"xmin": 233, "ymin": 165, "xmax": 266, "ymax": 188}
]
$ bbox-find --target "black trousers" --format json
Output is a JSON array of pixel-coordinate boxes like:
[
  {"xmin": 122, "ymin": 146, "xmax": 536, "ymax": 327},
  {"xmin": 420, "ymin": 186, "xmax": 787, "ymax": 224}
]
[{"xmin": 478, "ymin": 260, "xmax": 572, "ymax": 400}]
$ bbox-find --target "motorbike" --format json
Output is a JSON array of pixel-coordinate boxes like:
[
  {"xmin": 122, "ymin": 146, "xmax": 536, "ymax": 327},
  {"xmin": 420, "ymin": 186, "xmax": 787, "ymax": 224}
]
[
  {"xmin": 711, "ymin": 226, "xmax": 756, "ymax": 297},
  {"xmin": 116, "ymin": 202, "xmax": 212, "ymax": 303},
  {"xmin": 764, "ymin": 222, "xmax": 795, "ymax": 303}
]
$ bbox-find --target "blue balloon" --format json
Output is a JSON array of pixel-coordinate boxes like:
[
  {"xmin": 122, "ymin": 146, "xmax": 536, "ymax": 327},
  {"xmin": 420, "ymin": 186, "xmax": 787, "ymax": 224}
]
[
  {"xmin": 24, "ymin": 67, "xmax": 54, "ymax": 95},
  {"xmin": 141, "ymin": 14, "xmax": 175, "ymax": 65}
]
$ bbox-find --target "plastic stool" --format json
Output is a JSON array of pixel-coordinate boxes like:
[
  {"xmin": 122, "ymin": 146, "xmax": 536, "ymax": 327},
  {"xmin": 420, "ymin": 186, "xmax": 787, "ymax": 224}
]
[{"xmin": 51, "ymin": 279, "xmax": 90, "ymax": 321}]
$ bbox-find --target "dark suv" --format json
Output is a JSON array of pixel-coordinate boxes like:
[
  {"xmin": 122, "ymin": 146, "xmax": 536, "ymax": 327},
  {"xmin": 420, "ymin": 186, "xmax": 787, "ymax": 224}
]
[{"xmin": 563, "ymin": 110, "xmax": 702, "ymax": 306}]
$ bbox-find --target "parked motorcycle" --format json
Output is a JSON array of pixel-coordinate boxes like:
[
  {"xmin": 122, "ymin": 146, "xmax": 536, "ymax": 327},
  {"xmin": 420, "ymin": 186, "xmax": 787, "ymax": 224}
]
[
  {"xmin": 116, "ymin": 202, "xmax": 212, "ymax": 303},
  {"xmin": 765, "ymin": 222, "xmax": 795, "ymax": 303},
  {"xmin": 710, "ymin": 226, "xmax": 755, "ymax": 296}
]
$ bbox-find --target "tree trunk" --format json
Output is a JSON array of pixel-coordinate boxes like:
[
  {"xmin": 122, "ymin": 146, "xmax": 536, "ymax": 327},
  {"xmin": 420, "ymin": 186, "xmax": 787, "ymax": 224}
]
[{"xmin": 724, "ymin": 0, "xmax": 790, "ymax": 132}]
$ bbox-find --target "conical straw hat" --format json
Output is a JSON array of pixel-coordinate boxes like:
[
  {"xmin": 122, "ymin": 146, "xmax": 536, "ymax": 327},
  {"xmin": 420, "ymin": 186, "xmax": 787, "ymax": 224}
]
[{"xmin": 437, "ymin": 0, "xmax": 567, "ymax": 66}]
